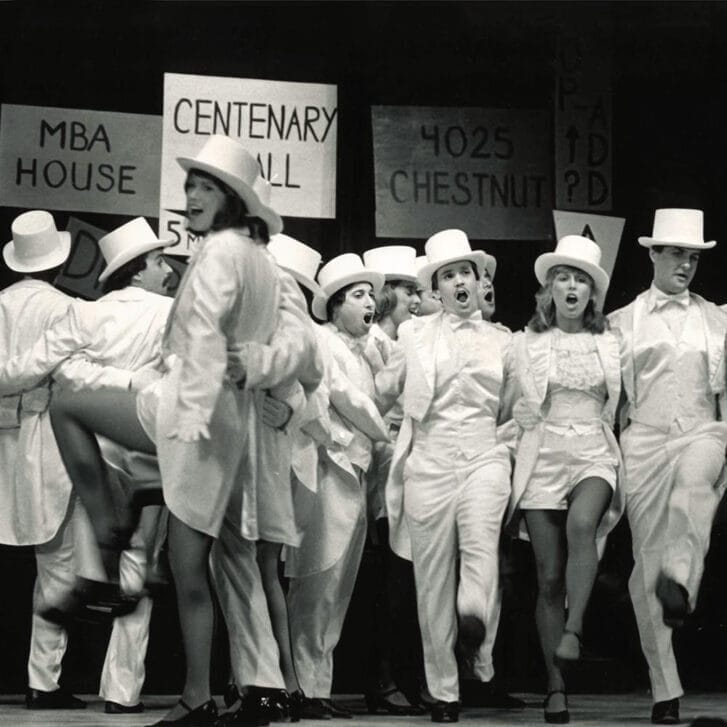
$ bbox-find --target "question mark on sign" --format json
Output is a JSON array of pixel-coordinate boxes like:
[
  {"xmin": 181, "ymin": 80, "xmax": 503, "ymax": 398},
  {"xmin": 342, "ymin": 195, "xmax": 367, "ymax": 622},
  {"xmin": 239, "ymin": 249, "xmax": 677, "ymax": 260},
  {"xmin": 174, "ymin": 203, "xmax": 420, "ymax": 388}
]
[{"xmin": 565, "ymin": 170, "xmax": 580, "ymax": 203}]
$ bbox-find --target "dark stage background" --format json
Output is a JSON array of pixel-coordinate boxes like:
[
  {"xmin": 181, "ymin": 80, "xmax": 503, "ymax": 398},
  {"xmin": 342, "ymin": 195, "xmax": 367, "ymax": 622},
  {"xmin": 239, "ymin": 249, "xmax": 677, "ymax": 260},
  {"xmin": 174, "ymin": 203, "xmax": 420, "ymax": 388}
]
[{"xmin": 1, "ymin": 0, "xmax": 727, "ymax": 698}]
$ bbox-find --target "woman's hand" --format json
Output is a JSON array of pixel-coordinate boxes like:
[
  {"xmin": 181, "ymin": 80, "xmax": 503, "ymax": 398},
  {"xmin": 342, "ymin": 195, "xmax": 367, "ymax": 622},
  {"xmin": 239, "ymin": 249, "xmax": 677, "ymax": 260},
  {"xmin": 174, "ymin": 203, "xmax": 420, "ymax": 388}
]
[
  {"xmin": 167, "ymin": 419, "xmax": 210, "ymax": 442},
  {"xmin": 227, "ymin": 344, "xmax": 248, "ymax": 388},
  {"xmin": 261, "ymin": 393, "xmax": 293, "ymax": 430}
]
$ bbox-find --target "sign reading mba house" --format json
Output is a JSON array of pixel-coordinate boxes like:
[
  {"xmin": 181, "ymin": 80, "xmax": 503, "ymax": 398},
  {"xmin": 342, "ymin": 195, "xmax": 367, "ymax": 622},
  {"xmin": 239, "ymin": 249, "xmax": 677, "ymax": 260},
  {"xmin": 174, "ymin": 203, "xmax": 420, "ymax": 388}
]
[{"xmin": 0, "ymin": 103, "xmax": 162, "ymax": 218}]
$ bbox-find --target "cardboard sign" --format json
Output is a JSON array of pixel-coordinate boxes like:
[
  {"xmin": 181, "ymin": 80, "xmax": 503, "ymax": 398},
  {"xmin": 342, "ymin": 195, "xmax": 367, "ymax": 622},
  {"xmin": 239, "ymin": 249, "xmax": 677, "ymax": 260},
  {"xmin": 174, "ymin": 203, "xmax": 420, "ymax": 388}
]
[
  {"xmin": 0, "ymin": 104, "xmax": 162, "ymax": 217},
  {"xmin": 552, "ymin": 210, "xmax": 624, "ymax": 278},
  {"xmin": 372, "ymin": 106, "xmax": 552, "ymax": 240},
  {"xmin": 160, "ymin": 73, "xmax": 338, "ymax": 255},
  {"xmin": 554, "ymin": 35, "xmax": 613, "ymax": 211},
  {"xmin": 54, "ymin": 218, "xmax": 109, "ymax": 300}
]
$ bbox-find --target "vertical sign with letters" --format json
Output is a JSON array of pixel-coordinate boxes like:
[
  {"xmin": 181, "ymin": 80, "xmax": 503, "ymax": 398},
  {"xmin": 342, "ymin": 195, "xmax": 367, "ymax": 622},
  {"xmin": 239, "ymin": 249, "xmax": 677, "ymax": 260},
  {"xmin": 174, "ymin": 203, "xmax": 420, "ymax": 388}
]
[{"xmin": 555, "ymin": 35, "xmax": 613, "ymax": 211}]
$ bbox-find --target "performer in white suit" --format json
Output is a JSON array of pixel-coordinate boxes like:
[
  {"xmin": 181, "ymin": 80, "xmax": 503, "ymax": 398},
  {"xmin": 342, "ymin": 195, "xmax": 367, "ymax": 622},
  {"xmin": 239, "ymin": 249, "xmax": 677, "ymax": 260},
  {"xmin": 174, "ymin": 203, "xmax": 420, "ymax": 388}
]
[
  {"xmin": 0, "ymin": 216, "xmax": 175, "ymax": 714},
  {"xmin": 360, "ymin": 245, "xmax": 428, "ymax": 715},
  {"xmin": 0, "ymin": 210, "xmax": 93, "ymax": 711},
  {"xmin": 286, "ymin": 252, "xmax": 390, "ymax": 720},
  {"xmin": 508, "ymin": 235, "xmax": 623, "ymax": 724},
  {"xmin": 608, "ymin": 209, "xmax": 727, "ymax": 726},
  {"xmin": 376, "ymin": 229, "xmax": 514, "ymax": 724}
]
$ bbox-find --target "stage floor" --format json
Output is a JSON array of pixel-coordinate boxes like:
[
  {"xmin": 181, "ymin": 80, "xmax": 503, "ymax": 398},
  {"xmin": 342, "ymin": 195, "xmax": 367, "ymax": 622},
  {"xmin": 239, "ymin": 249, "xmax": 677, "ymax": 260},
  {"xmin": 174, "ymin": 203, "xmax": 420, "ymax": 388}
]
[{"xmin": 0, "ymin": 693, "xmax": 726, "ymax": 726}]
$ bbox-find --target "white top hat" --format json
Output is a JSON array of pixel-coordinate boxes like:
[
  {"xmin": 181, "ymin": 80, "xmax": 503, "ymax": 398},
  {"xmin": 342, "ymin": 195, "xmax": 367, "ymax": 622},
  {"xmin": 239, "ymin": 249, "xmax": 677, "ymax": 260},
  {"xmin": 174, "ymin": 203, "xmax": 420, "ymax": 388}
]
[
  {"xmin": 534, "ymin": 235, "xmax": 610, "ymax": 310},
  {"xmin": 268, "ymin": 233, "xmax": 323, "ymax": 296},
  {"xmin": 3, "ymin": 210, "xmax": 71, "ymax": 273},
  {"xmin": 363, "ymin": 245, "xmax": 418, "ymax": 284},
  {"xmin": 311, "ymin": 253, "xmax": 384, "ymax": 321},
  {"xmin": 177, "ymin": 134, "xmax": 283, "ymax": 236},
  {"xmin": 416, "ymin": 229, "xmax": 496, "ymax": 290},
  {"xmin": 638, "ymin": 208, "xmax": 716, "ymax": 249},
  {"xmin": 98, "ymin": 217, "xmax": 173, "ymax": 283}
]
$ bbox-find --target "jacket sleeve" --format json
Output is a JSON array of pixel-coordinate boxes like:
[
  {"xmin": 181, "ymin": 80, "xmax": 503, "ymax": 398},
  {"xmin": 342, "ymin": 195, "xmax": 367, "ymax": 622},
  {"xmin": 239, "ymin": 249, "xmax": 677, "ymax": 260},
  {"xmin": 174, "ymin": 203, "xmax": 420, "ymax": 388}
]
[
  {"xmin": 0, "ymin": 299, "xmax": 117, "ymax": 394},
  {"xmin": 236, "ymin": 271, "xmax": 323, "ymax": 393},
  {"xmin": 374, "ymin": 339, "xmax": 407, "ymax": 415},
  {"xmin": 170, "ymin": 235, "xmax": 240, "ymax": 435}
]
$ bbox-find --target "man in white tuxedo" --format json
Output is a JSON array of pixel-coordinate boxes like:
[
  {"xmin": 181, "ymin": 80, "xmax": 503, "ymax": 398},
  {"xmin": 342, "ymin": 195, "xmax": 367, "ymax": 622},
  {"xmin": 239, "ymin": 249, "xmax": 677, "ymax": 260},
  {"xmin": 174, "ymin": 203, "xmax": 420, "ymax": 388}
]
[
  {"xmin": 609, "ymin": 208, "xmax": 727, "ymax": 726},
  {"xmin": 376, "ymin": 229, "xmax": 515, "ymax": 723}
]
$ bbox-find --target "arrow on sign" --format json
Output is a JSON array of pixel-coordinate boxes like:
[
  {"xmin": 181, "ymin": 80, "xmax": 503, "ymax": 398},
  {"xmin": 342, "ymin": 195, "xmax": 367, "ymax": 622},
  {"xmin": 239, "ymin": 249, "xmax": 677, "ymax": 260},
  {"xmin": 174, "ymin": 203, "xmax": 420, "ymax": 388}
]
[{"xmin": 566, "ymin": 126, "xmax": 579, "ymax": 163}]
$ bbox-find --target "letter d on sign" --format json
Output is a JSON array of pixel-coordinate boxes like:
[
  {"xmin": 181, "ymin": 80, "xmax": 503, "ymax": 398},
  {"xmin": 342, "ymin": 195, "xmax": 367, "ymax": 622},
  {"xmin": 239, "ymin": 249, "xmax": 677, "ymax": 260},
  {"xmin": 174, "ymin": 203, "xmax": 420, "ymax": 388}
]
[{"xmin": 62, "ymin": 230, "xmax": 101, "ymax": 279}]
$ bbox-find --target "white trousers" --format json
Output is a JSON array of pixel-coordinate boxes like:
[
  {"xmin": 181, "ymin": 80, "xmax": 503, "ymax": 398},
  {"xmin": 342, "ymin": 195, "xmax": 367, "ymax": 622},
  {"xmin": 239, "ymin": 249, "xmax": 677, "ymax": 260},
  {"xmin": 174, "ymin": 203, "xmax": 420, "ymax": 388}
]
[
  {"xmin": 404, "ymin": 444, "xmax": 511, "ymax": 703},
  {"xmin": 622, "ymin": 422, "xmax": 727, "ymax": 703},
  {"xmin": 73, "ymin": 501, "xmax": 160, "ymax": 706},
  {"xmin": 27, "ymin": 498, "xmax": 79, "ymax": 692},
  {"xmin": 287, "ymin": 482, "xmax": 367, "ymax": 698},
  {"xmin": 210, "ymin": 490, "xmax": 285, "ymax": 690}
]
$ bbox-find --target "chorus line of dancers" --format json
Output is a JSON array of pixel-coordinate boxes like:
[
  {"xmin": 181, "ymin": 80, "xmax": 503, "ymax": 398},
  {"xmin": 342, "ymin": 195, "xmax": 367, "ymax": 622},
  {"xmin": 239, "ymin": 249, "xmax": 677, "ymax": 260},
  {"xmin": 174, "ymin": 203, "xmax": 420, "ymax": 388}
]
[{"xmin": 1, "ymin": 133, "xmax": 725, "ymax": 727}]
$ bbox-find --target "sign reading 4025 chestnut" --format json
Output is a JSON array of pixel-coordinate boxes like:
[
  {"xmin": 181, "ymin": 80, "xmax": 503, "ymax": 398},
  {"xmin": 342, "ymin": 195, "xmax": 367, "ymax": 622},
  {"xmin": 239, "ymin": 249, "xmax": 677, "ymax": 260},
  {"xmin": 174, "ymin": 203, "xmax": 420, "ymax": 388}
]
[{"xmin": 371, "ymin": 105, "xmax": 552, "ymax": 240}]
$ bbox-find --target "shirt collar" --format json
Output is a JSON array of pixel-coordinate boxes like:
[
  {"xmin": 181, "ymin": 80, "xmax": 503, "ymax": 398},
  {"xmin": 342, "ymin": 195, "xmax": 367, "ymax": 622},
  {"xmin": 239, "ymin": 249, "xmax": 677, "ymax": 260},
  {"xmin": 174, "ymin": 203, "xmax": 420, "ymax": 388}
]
[
  {"xmin": 329, "ymin": 324, "xmax": 368, "ymax": 355},
  {"xmin": 444, "ymin": 309, "xmax": 483, "ymax": 330},
  {"xmin": 647, "ymin": 284, "xmax": 690, "ymax": 312}
]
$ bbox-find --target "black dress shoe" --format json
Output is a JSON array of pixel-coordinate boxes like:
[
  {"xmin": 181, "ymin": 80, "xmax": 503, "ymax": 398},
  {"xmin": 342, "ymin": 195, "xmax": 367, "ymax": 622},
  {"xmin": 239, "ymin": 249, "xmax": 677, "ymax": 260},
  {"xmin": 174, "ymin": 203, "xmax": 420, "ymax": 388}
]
[
  {"xmin": 299, "ymin": 697, "xmax": 331, "ymax": 720},
  {"xmin": 26, "ymin": 688, "xmax": 87, "ymax": 709},
  {"xmin": 215, "ymin": 692, "xmax": 270, "ymax": 726},
  {"xmin": 255, "ymin": 688, "xmax": 290, "ymax": 722},
  {"xmin": 456, "ymin": 614, "xmax": 486, "ymax": 674},
  {"xmin": 105, "ymin": 700, "xmax": 145, "ymax": 713},
  {"xmin": 288, "ymin": 690, "xmax": 303, "ymax": 722},
  {"xmin": 148, "ymin": 698, "xmax": 218, "ymax": 725},
  {"xmin": 656, "ymin": 574, "xmax": 689, "ymax": 629},
  {"xmin": 431, "ymin": 700, "xmax": 459, "ymax": 723},
  {"xmin": 651, "ymin": 697, "xmax": 680, "ymax": 724},
  {"xmin": 321, "ymin": 698, "xmax": 352, "ymax": 719},
  {"xmin": 365, "ymin": 687, "xmax": 427, "ymax": 715},
  {"xmin": 543, "ymin": 690, "xmax": 569, "ymax": 724}
]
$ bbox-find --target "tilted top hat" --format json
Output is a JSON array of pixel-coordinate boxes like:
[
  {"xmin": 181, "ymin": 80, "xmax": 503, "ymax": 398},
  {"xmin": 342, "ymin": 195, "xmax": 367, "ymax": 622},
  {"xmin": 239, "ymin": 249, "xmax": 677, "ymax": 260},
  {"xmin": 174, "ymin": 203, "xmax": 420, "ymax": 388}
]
[
  {"xmin": 638, "ymin": 208, "xmax": 716, "ymax": 250},
  {"xmin": 3, "ymin": 210, "xmax": 71, "ymax": 273},
  {"xmin": 268, "ymin": 233, "xmax": 323, "ymax": 296},
  {"xmin": 177, "ymin": 134, "xmax": 283, "ymax": 236},
  {"xmin": 416, "ymin": 229, "xmax": 496, "ymax": 290},
  {"xmin": 534, "ymin": 235, "xmax": 610, "ymax": 310},
  {"xmin": 98, "ymin": 217, "xmax": 173, "ymax": 282},
  {"xmin": 363, "ymin": 245, "xmax": 418, "ymax": 284},
  {"xmin": 311, "ymin": 253, "xmax": 384, "ymax": 321}
]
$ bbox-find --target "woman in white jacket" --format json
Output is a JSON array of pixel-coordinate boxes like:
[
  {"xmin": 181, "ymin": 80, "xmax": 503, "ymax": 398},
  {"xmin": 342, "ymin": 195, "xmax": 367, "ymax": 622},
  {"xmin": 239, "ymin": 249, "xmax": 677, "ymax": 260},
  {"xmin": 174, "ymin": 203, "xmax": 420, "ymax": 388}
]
[
  {"xmin": 49, "ymin": 135, "xmax": 289, "ymax": 727},
  {"xmin": 508, "ymin": 236, "xmax": 623, "ymax": 725}
]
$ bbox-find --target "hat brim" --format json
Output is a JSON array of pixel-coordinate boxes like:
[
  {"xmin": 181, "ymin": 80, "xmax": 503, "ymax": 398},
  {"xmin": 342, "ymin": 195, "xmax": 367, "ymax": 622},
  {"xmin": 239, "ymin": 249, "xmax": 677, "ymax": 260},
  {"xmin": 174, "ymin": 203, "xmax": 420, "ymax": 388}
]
[
  {"xmin": 177, "ymin": 156, "xmax": 283, "ymax": 236},
  {"xmin": 280, "ymin": 265, "xmax": 324, "ymax": 299},
  {"xmin": 638, "ymin": 236, "xmax": 716, "ymax": 250},
  {"xmin": 416, "ymin": 251, "xmax": 495, "ymax": 290},
  {"xmin": 2, "ymin": 232, "xmax": 71, "ymax": 273},
  {"xmin": 534, "ymin": 253, "xmax": 610, "ymax": 310},
  {"xmin": 311, "ymin": 271, "xmax": 385, "ymax": 321},
  {"xmin": 98, "ymin": 238, "xmax": 174, "ymax": 282},
  {"xmin": 384, "ymin": 272, "xmax": 419, "ymax": 284}
]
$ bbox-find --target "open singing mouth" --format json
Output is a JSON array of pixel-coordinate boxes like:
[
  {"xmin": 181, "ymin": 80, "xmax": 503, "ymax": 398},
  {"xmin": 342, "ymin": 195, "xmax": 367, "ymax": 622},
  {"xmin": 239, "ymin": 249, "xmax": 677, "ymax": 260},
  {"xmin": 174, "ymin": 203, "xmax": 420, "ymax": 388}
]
[
  {"xmin": 363, "ymin": 312, "xmax": 373, "ymax": 324},
  {"xmin": 565, "ymin": 293, "xmax": 578, "ymax": 305},
  {"xmin": 455, "ymin": 290, "xmax": 469, "ymax": 303},
  {"xmin": 483, "ymin": 290, "xmax": 494, "ymax": 303}
]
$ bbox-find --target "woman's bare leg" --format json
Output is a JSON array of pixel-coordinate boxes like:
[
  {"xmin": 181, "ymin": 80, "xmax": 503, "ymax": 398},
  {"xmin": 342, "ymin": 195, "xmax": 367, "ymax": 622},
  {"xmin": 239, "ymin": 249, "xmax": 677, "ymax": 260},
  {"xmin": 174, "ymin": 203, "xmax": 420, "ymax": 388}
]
[
  {"xmin": 563, "ymin": 477, "xmax": 612, "ymax": 638},
  {"xmin": 256, "ymin": 540, "xmax": 300, "ymax": 694},
  {"xmin": 160, "ymin": 514, "xmax": 215, "ymax": 720},
  {"xmin": 50, "ymin": 388, "xmax": 154, "ymax": 579},
  {"xmin": 523, "ymin": 509, "xmax": 568, "ymax": 714}
]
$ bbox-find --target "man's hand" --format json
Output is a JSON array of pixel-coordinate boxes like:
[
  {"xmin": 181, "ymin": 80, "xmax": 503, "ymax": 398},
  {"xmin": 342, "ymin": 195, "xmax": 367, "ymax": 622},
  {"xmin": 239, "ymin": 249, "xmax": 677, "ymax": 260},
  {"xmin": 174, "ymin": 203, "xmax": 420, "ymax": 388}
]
[
  {"xmin": 129, "ymin": 364, "xmax": 162, "ymax": 393},
  {"xmin": 261, "ymin": 393, "xmax": 293, "ymax": 430},
  {"xmin": 227, "ymin": 344, "xmax": 248, "ymax": 388}
]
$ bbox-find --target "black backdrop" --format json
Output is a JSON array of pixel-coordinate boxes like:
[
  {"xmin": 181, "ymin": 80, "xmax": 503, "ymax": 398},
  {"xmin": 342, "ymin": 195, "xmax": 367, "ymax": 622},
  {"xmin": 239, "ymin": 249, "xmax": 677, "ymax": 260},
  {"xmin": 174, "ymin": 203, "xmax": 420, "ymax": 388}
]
[{"xmin": 1, "ymin": 0, "xmax": 727, "ymax": 697}]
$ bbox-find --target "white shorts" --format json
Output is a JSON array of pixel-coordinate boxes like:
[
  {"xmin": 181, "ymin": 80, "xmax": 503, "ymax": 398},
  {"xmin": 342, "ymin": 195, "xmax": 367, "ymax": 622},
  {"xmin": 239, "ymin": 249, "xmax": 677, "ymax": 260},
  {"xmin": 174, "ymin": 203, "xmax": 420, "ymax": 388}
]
[{"xmin": 518, "ymin": 427, "xmax": 618, "ymax": 510}]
